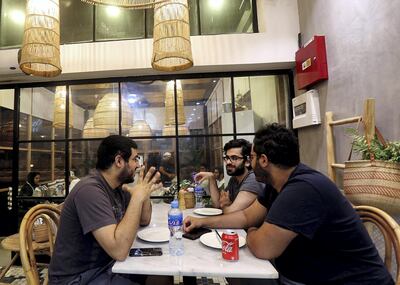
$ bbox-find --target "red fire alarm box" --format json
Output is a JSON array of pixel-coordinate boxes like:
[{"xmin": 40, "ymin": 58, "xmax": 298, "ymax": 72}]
[{"xmin": 295, "ymin": 35, "xmax": 328, "ymax": 90}]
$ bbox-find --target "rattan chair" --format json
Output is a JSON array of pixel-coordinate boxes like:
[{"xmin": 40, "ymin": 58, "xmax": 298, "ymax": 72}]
[
  {"xmin": 19, "ymin": 204, "xmax": 61, "ymax": 285},
  {"xmin": 355, "ymin": 205, "xmax": 400, "ymax": 284}
]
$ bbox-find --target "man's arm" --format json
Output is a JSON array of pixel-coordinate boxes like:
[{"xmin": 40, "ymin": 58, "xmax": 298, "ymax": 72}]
[
  {"xmin": 159, "ymin": 166, "xmax": 175, "ymax": 179},
  {"xmin": 246, "ymin": 223, "xmax": 297, "ymax": 260},
  {"xmin": 222, "ymin": 191, "xmax": 258, "ymax": 214},
  {"xmin": 140, "ymin": 198, "xmax": 152, "ymax": 226},
  {"xmin": 194, "ymin": 172, "xmax": 220, "ymax": 207},
  {"xmin": 183, "ymin": 199, "xmax": 267, "ymax": 232},
  {"xmin": 93, "ymin": 167, "xmax": 160, "ymax": 261}
]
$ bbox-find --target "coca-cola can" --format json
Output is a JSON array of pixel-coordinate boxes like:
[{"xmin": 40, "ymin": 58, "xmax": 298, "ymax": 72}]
[{"xmin": 221, "ymin": 230, "xmax": 239, "ymax": 261}]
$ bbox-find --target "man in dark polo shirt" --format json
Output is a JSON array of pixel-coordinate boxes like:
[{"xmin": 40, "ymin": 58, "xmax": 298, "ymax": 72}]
[
  {"xmin": 49, "ymin": 135, "xmax": 163, "ymax": 284},
  {"xmin": 194, "ymin": 139, "xmax": 264, "ymax": 214},
  {"xmin": 184, "ymin": 124, "xmax": 394, "ymax": 285}
]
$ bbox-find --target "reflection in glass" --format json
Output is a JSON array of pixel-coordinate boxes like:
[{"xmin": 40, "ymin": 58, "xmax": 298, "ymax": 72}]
[
  {"xmin": 20, "ymin": 87, "xmax": 65, "ymax": 141},
  {"xmin": 19, "ymin": 142, "xmax": 65, "ymax": 197},
  {"xmin": 95, "ymin": 5, "xmax": 145, "ymax": 41},
  {"xmin": 70, "ymin": 83, "xmax": 121, "ymax": 139},
  {"xmin": 121, "ymin": 81, "xmax": 168, "ymax": 137},
  {"xmin": 234, "ymin": 75, "xmax": 289, "ymax": 134},
  {"xmin": 0, "ymin": 0, "xmax": 25, "ymax": 47},
  {"xmin": 200, "ymin": 0, "xmax": 253, "ymax": 35},
  {"xmin": 0, "ymin": 90, "xmax": 15, "ymax": 190}
]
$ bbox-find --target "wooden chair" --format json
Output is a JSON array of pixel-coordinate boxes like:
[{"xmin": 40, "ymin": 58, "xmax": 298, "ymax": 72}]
[
  {"xmin": 19, "ymin": 204, "xmax": 61, "ymax": 285},
  {"xmin": 355, "ymin": 205, "xmax": 400, "ymax": 284}
]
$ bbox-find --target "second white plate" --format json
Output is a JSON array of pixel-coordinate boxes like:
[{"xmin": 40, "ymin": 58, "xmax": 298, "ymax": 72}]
[
  {"xmin": 200, "ymin": 232, "xmax": 246, "ymax": 249},
  {"xmin": 193, "ymin": 208, "xmax": 223, "ymax": 216},
  {"xmin": 137, "ymin": 227, "xmax": 170, "ymax": 243}
]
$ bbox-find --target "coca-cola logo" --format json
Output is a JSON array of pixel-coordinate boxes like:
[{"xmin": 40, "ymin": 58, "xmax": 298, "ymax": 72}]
[{"xmin": 222, "ymin": 241, "xmax": 234, "ymax": 253}]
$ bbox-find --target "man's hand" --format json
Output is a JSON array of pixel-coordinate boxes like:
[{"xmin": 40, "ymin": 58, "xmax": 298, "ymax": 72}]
[
  {"xmin": 194, "ymin": 172, "xmax": 214, "ymax": 184},
  {"xmin": 183, "ymin": 216, "xmax": 203, "ymax": 232},
  {"xmin": 219, "ymin": 191, "xmax": 232, "ymax": 208},
  {"xmin": 122, "ymin": 166, "xmax": 161, "ymax": 202}
]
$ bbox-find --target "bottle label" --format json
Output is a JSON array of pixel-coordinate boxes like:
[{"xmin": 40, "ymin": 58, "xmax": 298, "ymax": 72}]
[{"xmin": 168, "ymin": 213, "xmax": 183, "ymax": 227}]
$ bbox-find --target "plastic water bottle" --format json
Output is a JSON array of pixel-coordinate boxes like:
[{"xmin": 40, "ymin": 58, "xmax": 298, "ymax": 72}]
[
  {"xmin": 168, "ymin": 200, "xmax": 184, "ymax": 256},
  {"xmin": 194, "ymin": 185, "xmax": 204, "ymax": 208}
]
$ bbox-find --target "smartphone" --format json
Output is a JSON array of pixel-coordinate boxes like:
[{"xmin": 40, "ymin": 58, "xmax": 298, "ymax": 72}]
[
  {"xmin": 183, "ymin": 227, "xmax": 211, "ymax": 240},
  {"xmin": 129, "ymin": 247, "xmax": 163, "ymax": 257}
]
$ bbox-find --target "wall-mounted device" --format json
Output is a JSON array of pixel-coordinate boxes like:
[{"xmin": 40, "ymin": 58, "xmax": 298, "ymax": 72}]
[
  {"xmin": 295, "ymin": 35, "xmax": 328, "ymax": 90},
  {"xmin": 292, "ymin": 89, "xmax": 321, "ymax": 129}
]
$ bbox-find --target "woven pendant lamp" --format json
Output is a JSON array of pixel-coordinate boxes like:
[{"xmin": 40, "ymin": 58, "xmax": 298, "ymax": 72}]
[
  {"xmin": 129, "ymin": 120, "xmax": 152, "ymax": 137},
  {"xmin": 162, "ymin": 124, "xmax": 189, "ymax": 136},
  {"xmin": 82, "ymin": 117, "xmax": 110, "ymax": 138},
  {"xmin": 20, "ymin": 0, "xmax": 61, "ymax": 77},
  {"xmin": 152, "ymin": 0, "xmax": 193, "ymax": 71},
  {"xmin": 53, "ymin": 86, "xmax": 73, "ymax": 129},
  {"xmin": 93, "ymin": 93, "xmax": 133, "ymax": 134},
  {"xmin": 80, "ymin": 0, "xmax": 167, "ymax": 9},
  {"xmin": 164, "ymin": 80, "xmax": 185, "ymax": 125}
]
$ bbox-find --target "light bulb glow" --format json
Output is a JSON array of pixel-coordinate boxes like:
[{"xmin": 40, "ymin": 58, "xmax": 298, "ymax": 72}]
[
  {"xmin": 208, "ymin": 0, "xmax": 224, "ymax": 10},
  {"xmin": 10, "ymin": 10, "xmax": 25, "ymax": 25},
  {"xmin": 106, "ymin": 6, "xmax": 121, "ymax": 17}
]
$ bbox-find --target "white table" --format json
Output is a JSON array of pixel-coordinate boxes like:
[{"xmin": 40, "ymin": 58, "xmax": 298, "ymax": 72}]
[{"xmin": 112, "ymin": 202, "xmax": 278, "ymax": 280}]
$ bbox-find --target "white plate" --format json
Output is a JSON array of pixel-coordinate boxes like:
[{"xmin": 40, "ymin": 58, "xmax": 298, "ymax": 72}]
[
  {"xmin": 199, "ymin": 232, "xmax": 246, "ymax": 249},
  {"xmin": 137, "ymin": 227, "xmax": 170, "ymax": 243},
  {"xmin": 193, "ymin": 208, "xmax": 223, "ymax": 216}
]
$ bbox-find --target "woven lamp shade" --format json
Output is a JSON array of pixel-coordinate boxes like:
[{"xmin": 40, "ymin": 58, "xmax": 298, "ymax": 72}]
[
  {"xmin": 162, "ymin": 124, "xmax": 189, "ymax": 136},
  {"xmin": 81, "ymin": 0, "xmax": 167, "ymax": 9},
  {"xmin": 20, "ymin": 0, "xmax": 61, "ymax": 77},
  {"xmin": 129, "ymin": 120, "xmax": 152, "ymax": 137},
  {"xmin": 152, "ymin": 0, "xmax": 193, "ymax": 71},
  {"xmin": 53, "ymin": 86, "xmax": 73, "ymax": 129},
  {"xmin": 93, "ymin": 93, "xmax": 133, "ymax": 133},
  {"xmin": 165, "ymin": 80, "xmax": 185, "ymax": 125},
  {"xmin": 82, "ymin": 117, "xmax": 110, "ymax": 138}
]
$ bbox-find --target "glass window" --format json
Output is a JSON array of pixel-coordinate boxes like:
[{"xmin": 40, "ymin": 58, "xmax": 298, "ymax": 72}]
[
  {"xmin": 19, "ymin": 141, "xmax": 65, "ymax": 197},
  {"xmin": 95, "ymin": 5, "xmax": 145, "ymax": 41},
  {"xmin": 70, "ymin": 140, "xmax": 100, "ymax": 179},
  {"xmin": 0, "ymin": 89, "xmax": 14, "ymax": 190},
  {"xmin": 60, "ymin": 0, "xmax": 94, "ymax": 43},
  {"xmin": 70, "ymin": 83, "xmax": 119, "ymax": 139},
  {"xmin": 200, "ymin": 0, "xmax": 253, "ymax": 35},
  {"xmin": 20, "ymin": 87, "xmax": 68, "ymax": 141},
  {"xmin": 233, "ymin": 75, "xmax": 290, "ymax": 134},
  {"xmin": 178, "ymin": 78, "xmax": 232, "ymax": 136},
  {"xmin": 121, "ymin": 81, "xmax": 169, "ymax": 137},
  {"xmin": 0, "ymin": 0, "xmax": 25, "ymax": 48},
  {"xmin": 146, "ymin": 0, "xmax": 199, "ymax": 38}
]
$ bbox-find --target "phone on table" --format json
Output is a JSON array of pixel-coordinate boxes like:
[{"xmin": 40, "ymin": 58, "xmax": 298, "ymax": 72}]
[
  {"xmin": 129, "ymin": 247, "xmax": 163, "ymax": 257},
  {"xmin": 183, "ymin": 227, "xmax": 211, "ymax": 240}
]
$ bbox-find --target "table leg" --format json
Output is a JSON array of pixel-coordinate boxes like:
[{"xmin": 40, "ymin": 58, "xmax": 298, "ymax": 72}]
[{"xmin": 183, "ymin": 276, "xmax": 197, "ymax": 285}]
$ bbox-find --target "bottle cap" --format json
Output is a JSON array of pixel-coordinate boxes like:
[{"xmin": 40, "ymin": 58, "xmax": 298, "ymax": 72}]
[
  {"xmin": 195, "ymin": 185, "xmax": 203, "ymax": 192},
  {"xmin": 171, "ymin": 200, "xmax": 179, "ymax": 208}
]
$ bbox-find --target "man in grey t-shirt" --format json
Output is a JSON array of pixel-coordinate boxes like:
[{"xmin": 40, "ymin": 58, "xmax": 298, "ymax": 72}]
[
  {"xmin": 195, "ymin": 139, "xmax": 264, "ymax": 214},
  {"xmin": 49, "ymin": 135, "xmax": 165, "ymax": 284}
]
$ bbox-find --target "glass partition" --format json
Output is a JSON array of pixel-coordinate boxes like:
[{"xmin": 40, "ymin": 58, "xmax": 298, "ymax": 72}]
[
  {"xmin": 60, "ymin": 0, "xmax": 94, "ymax": 43},
  {"xmin": 233, "ymin": 75, "xmax": 290, "ymax": 134},
  {"xmin": 199, "ymin": 0, "xmax": 254, "ymax": 35},
  {"xmin": 0, "ymin": 0, "xmax": 25, "ymax": 48},
  {"xmin": 95, "ymin": 5, "xmax": 145, "ymax": 41}
]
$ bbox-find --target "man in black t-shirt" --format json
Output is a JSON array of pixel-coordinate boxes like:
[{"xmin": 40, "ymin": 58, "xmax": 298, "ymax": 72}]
[{"xmin": 184, "ymin": 123, "xmax": 394, "ymax": 285}]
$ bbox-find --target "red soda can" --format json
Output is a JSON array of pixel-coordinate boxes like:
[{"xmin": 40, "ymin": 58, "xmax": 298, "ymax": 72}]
[{"xmin": 221, "ymin": 230, "xmax": 239, "ymax": 261}]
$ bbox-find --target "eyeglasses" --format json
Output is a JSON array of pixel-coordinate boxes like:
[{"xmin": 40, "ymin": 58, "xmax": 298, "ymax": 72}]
[{"xmin": 223, "ymin": 155, "xmax": 245, "ymax": 163}]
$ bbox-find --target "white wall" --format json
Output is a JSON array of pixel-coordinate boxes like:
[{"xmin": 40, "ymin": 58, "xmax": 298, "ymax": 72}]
[{"xmin": 0, "ymin": 0, "xmax": 300, "ymax": 84}]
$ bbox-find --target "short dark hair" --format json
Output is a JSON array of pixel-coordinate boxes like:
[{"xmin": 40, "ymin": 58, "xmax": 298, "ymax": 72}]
[
  {"xmin": 96, "ymin": 135, "xmax": 138, "ymax": 170},
  {"xmin": 27, "ymin": 172, "xmax": 40, "ymax": 185},
  {"xmin": 253, "ymin": 123, "xmax": 299, "ymax": 168},
  {"xmin": 223, "ymin": 139, "xmax": 252, "ymax": 159}
]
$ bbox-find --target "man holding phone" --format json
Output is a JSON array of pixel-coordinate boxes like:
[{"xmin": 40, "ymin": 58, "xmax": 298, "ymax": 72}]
[{"xmin": 49, "ymin": 135, "xmax": 165, "ymax": 284}]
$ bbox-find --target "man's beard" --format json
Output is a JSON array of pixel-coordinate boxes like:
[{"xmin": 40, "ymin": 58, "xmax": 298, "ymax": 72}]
[
  {"xmin": 253, "ymin": 160, "xmax": 272, "ymax": 185},
  {"xmin": 118, "ymin": 165, "xmax": 135, "ymax": 184},
  {"xmin": 226, "ymin": 162, "xmax": 246, "ymax": 176}
]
